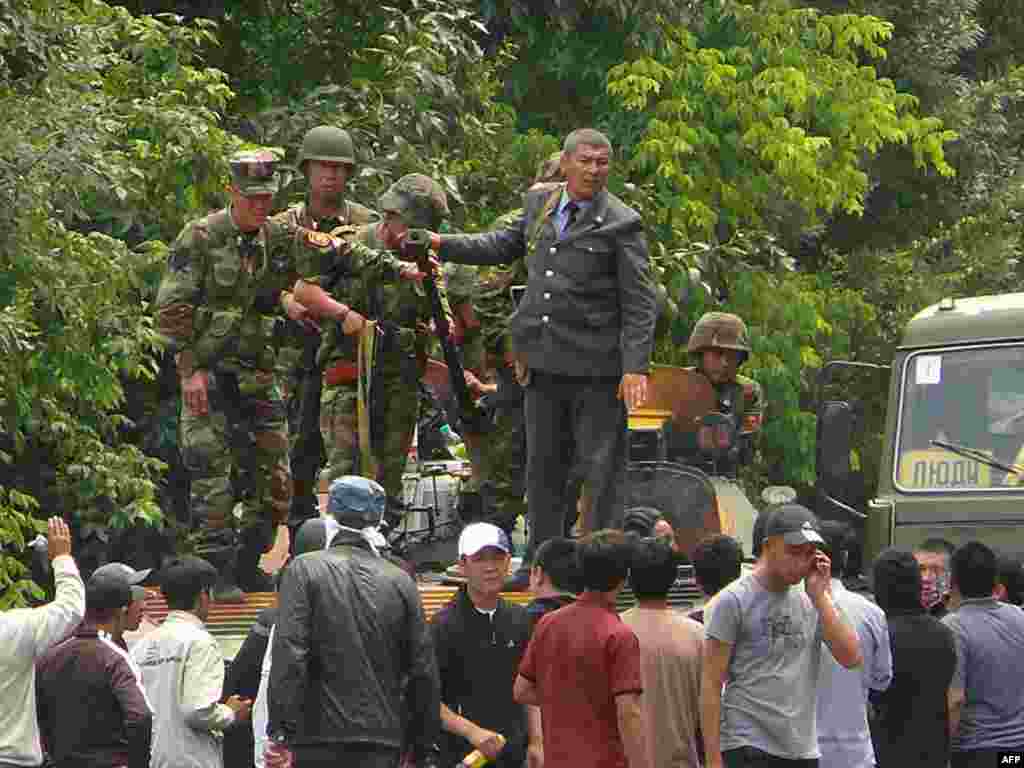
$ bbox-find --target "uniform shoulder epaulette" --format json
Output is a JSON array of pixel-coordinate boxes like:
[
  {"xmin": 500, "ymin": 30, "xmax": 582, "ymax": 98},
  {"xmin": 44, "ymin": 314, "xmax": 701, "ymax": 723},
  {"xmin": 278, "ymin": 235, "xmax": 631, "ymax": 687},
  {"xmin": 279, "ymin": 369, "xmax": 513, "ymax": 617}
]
[{"xmin": 346, "ymin": 200, "xmax": 379, "ymax": 226}]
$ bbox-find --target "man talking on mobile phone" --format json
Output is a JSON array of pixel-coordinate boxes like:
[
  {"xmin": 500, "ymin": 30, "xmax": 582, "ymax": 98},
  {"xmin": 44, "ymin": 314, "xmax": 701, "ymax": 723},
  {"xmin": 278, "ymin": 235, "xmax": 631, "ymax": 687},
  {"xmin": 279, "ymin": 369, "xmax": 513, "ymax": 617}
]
[{"xmin": 700, "ymin": 505, "xmax": 863, "ymax": 768}]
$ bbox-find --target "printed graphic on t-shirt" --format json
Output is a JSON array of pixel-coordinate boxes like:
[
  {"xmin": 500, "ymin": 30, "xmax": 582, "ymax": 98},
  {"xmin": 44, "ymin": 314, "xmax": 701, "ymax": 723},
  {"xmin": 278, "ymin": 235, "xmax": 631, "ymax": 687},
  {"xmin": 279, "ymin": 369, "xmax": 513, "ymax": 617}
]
[{"xmin": 761, "ymin": 611, "xmax": 808, "ymax": 651}]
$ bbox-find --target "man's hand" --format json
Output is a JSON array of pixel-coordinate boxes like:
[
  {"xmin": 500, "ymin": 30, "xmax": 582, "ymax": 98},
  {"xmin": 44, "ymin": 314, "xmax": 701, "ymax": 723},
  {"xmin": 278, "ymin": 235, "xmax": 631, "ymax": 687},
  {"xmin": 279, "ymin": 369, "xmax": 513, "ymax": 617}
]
[
  {"xmin": 47, "ymin": 517, "xmax": 72, "ymax": 560},
  {"xmin": 225, "ymin": 695, "xmax": 252, "ymax": 723},
  {"xmin": 618, "ymin": 372, "xmax": 648, "ymax": 411},
  {"xmin": 805, "ymin": 549, "xmax": 833, "ymax": 604},
  {"xmin": 282, "ymin": 292, "xmax": 320, "ymax": 332},
  {"xmin": 340, "ymin": 308, "xmax": 367, "ymax": 336},
  {"xmin": 527, "ymin": 741, "xmax": 544, "ymax": 768},
  {"xmin": 399, "ymin": 263, "xmax": 427, "ymax": 282},
  {"xmin": 264, "ymin": 741, "xmax": 293, "ymax": 768},
  {"xmin": 181, "ymin": 369, "xmax": 210, "ymax": 417},
  {"xmin": 471, "ymin": 728, "xmax": 506, "ymax": 761}
]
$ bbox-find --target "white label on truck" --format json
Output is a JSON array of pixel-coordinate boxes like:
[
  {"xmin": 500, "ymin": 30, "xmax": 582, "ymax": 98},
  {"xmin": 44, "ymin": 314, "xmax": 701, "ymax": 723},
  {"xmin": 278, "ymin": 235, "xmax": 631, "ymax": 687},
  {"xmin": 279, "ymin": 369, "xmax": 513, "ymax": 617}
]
[{"xmin": 916, "ymin": 355, "xmax": 942, "ymax": 385}]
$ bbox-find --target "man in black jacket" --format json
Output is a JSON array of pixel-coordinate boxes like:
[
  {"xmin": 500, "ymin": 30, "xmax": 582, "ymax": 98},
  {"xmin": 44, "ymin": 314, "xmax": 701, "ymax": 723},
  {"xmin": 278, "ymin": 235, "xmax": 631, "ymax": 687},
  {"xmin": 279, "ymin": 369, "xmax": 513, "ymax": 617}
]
[
  {"xmin": 433, "ymin": 523, "xmax": 534, "ymax": 767},
  {"xmin": 871, "ymin": 548, "xmax": 957, "ymax": 768},
  {"xmin": 428, "ymin": 128, "xmax": 658, "ymax": 588},
  {"xmin": 36, "ymin": 571, "xmax": 153, "ymax": 768},
  {"xmin": 267, "ymin": 476, "xmax": 439, "ymax": 768}
]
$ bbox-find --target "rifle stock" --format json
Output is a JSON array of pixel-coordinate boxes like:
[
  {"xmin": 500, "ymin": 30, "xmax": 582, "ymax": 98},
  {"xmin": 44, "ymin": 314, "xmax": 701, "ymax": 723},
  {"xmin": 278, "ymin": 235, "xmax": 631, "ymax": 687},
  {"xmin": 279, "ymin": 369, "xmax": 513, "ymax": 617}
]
[{"xmin": 404, "ymin": 229, "xmax": 490, "ymax": 434}]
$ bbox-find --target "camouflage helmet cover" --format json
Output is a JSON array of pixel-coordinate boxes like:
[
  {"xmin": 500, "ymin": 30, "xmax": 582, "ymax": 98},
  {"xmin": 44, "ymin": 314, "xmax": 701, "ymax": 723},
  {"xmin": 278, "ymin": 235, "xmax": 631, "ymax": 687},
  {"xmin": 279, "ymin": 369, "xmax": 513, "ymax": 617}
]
[
  {"xmin": 229, "ymin": 148, "xmax": 282, "ymax": 196},
  {"xmin": 378, "ymin": 173, "xmax": 450, "ymax": 230},
  {"xmin": 687, "ymin": 312, "xmax": 751, "ymax": 357},
  {"xmin": 297, "ymin": 125, "xmax": 355, "ymax": 171}
]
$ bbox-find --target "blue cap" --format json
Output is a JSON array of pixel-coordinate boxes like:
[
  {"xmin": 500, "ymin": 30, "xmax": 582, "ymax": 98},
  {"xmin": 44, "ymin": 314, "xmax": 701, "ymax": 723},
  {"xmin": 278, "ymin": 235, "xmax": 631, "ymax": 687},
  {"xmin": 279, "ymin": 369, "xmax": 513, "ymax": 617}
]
[{"xmin": 327, "ymin": 476, "xmax": 386, "ymax": 528}]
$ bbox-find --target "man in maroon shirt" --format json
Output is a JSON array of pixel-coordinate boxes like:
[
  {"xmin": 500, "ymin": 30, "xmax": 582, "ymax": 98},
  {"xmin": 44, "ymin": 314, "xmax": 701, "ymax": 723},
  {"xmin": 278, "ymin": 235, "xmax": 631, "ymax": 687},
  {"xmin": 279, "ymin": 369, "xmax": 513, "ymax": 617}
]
[{"xmin": 514, "ymin": 529, "xmax": 649, "ymax": 768}]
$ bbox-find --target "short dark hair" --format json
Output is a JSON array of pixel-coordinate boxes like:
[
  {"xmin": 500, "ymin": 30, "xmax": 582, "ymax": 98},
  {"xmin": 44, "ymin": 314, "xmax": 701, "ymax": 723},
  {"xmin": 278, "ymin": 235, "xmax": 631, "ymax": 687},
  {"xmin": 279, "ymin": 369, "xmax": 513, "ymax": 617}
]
[
  {"xmin": 577, "ymin": 529, "xmax": 632, "ymax": 592},
  {"xmin": 752, "ymin": 510, "xmax": 772, "ymax": 558},
  {"xmin": 996, "ymin": 553, "xmax": 1024, "ymax": 606},
  {"xmin": 85, "ymin": 606, "xmax": 122, "ymax": 624},
  {"xmin": 873, "ymin": 548, "xmax": 922, "ymax": 615},
  {"xmin": 951, "ymin": 541, "xmax": 997, "ymax": 599},
  {"xmin": 534, "ymin": 538, "xmax": 581, "ymax": 593},
  {"xmin": 563, "ymin": 128, "xmax": 612, "ymax": 156},
  {"xmin": 916, "ymin": 538, "xmax": 955, "ymax": 559},
  {"xmin": 692, "ymin": 535, "xmax": 743, "ymax": 597},
  {"xmin": 629, "ymin": 537, "xmax": 678, "ymax": 600},
  {"xmin": 817, "ymin": 520, "xmax": 852, "ymax": 578},
  {"xmin": 159, "ymin": 556, "xmax": 218, "ymax": 611}
]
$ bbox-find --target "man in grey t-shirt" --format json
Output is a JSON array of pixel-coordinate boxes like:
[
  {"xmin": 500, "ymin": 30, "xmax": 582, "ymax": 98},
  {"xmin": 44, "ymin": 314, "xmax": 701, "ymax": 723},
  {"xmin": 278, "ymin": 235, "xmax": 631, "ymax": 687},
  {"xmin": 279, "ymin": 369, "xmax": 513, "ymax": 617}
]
[
  {"xmin": 702, "ymin": 505, "xmax": 863, "ymax": 768},
  {"xmin": 944, "ymin": 541, "xmax": 1024, "ymax": 768}
]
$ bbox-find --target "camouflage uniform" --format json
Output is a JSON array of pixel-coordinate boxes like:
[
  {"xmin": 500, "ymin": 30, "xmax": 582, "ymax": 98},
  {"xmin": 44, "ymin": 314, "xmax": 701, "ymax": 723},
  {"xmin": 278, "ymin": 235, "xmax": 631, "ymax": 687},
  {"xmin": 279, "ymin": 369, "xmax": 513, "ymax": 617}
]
[
  {"xmin": 153, "ymin": 150, "xmax": 295, "ymax": 598},
  {"xmin": 317, "ymin": 174, "xmax": 452, "ymax": 505},
  {"xmin": 273, "ymin": 126, "xmax": 380, "ymax": 526},
  {"xmin": 670, "ymin": 312, "xmax": 764, "ymax": 476}
]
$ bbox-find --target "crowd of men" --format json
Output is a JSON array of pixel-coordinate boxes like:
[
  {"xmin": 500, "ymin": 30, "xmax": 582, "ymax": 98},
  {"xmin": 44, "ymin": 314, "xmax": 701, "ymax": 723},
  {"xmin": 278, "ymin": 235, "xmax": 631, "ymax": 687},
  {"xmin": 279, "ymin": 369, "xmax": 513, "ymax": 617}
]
[
  {"xmin": 4, "ymin": 123, "xmax": 1024, "ymax": 768},
  {"xmin": 4, "ymin": 498, "xmax": 1023, "ymax": 768}
]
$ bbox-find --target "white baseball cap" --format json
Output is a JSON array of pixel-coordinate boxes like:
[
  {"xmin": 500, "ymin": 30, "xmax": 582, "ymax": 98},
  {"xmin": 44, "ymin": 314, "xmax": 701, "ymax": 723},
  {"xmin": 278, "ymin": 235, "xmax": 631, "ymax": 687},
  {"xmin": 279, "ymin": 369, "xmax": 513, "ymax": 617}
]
[{"xmin": 458, "ymin": 523, "xmax": 511, "ymax": 558}]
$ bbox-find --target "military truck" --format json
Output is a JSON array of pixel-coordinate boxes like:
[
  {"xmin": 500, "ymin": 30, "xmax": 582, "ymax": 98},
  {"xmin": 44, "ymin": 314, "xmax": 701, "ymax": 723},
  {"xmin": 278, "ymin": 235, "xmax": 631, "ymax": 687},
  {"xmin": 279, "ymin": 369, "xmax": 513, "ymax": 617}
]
[{"xmin": 817, "ymin": 292, "xmax": 1024, "ymax": 566}]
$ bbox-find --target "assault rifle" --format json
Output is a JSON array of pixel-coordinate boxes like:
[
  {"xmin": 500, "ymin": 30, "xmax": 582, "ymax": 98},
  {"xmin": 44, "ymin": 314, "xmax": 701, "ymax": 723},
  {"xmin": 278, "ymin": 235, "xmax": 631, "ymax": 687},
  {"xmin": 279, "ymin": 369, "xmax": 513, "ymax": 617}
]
[{"xmin": 403, "ymin": 229, "xmax": 491, "ymax": 435}]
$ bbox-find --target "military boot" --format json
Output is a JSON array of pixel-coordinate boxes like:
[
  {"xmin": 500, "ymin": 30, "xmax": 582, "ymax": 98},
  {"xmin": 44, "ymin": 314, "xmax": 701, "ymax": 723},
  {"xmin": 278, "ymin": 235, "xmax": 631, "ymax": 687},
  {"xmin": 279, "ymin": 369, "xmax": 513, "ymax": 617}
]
[
  {"xmin": 203, "ymin": 546, "xmax": 245, "ymax": 604},
  {"xmin": 236, "ymin": 524, "xmax": 274, "ymax": 594},
  {"xmin": 194, "ymin": 529, "xmax": 245, "ymax": 604}
]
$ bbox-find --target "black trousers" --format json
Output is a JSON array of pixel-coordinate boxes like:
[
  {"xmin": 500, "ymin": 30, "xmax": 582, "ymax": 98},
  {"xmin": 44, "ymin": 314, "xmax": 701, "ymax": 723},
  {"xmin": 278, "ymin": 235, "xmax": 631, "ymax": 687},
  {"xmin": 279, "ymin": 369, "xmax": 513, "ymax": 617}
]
[
  {"xmin": 523, "ymin": 370, "xmax": 626, "ymax": 562},
  {"xmin": 723, "ymin": 747, "xmax": 819, "ymax": 768},
  {"xmin": 293, "ymin": 744, "xmax": 401, "ymax": 768}
]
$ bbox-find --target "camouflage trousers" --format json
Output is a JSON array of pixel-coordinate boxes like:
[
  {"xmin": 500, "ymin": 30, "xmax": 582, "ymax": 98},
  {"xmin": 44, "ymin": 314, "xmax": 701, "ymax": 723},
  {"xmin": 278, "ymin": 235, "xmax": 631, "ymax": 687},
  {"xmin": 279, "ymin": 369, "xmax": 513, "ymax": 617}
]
[
  {"xmin": 462, "ymin": 402, "xmax": 527, "ymax": 530},
  {"xmin": 320, "ymin": 366, "xmax": 419, "ymax": 501},
  {"xmin": 179, "ymin": 369, "xmax": 292, "ymax": 554}
]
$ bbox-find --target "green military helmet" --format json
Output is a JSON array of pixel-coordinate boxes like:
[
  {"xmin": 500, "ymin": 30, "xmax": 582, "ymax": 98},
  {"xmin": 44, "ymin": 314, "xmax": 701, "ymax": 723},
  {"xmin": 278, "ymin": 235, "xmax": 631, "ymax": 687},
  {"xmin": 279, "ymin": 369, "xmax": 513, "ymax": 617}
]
[
  {"xmin": 687, "ymin": 312, "xmax": 751, "ymax": 362},
  {"xmin": 229, "ymin": 148, "xmax": 282, "ymax": 195},
  {"xmin": 297, "ymin": 125, "xmax": 356, "ymax": 172},
  {"xmin": 378, "ymin": 173, "xmax": 450, "ymax": 231}
]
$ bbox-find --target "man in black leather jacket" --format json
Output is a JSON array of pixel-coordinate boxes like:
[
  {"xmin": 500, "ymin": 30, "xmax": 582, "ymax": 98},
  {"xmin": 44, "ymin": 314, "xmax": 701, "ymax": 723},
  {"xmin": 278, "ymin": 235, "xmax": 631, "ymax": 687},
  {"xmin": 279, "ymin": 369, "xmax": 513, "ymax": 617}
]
[{"xmin": 267, "ymin": 476, "xmax": 440, "ymax": 768}]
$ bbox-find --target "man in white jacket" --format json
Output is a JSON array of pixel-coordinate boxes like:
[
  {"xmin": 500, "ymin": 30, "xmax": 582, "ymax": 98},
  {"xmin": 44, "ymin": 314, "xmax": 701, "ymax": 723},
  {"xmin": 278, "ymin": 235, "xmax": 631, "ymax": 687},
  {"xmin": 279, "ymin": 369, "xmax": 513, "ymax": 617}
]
[
  {"xmin": 0, "ymin": 517, "xmax": 85, "ymax": 767},
  {"xmin": 132, "ymin": 556, "xmax": 251, "ymax": 768}
]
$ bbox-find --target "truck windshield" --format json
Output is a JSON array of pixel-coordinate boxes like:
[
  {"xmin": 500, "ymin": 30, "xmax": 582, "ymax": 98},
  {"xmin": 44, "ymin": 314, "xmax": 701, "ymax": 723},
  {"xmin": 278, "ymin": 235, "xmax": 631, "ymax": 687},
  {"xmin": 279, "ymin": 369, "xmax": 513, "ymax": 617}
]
[{"xmin": 896, "ymin": 344, "xmax": 1024, "ymax": 490}]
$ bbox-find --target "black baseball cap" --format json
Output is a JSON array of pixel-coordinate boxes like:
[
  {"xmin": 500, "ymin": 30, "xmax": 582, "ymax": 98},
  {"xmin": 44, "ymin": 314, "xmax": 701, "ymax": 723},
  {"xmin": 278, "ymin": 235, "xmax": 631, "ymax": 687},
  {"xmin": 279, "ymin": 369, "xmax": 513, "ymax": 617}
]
[
  {"xmin": 86, "ymin": 572, "xmax": 133, "ymax": 612},
  {"xmin": 92, "ymin": 562, "xmax": 151, "ymax": 602},
  {"xmin": 763, "ymin": 504, "xmax": 825, "ymax": 546}
]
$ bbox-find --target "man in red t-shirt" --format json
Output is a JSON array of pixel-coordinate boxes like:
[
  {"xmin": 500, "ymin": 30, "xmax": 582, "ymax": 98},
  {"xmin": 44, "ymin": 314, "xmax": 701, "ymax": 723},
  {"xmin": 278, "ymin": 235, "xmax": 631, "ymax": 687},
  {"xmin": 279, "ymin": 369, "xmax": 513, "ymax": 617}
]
[{"xmin": 514, "ymin": 529, "xmax": 649, "ymax": 768}]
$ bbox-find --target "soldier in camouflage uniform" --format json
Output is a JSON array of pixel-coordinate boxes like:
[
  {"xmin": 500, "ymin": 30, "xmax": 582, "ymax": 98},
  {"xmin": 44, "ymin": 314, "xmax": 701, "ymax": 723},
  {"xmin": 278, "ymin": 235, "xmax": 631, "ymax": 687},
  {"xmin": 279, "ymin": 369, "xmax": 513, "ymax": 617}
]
[
  {"xmin": 311, "ymin": 174, "xmax": 453, "ymax": 512},
  {"xmin": 669, "ymin": 312, "xmax": 764, "ymax": 476},
  {"xmin": 274, "ymin": 126, "xmax": 380, "ymax": 528},
  {"xmin": 154, "ymin": 150, "xmax": 297, "ymax": 602}
]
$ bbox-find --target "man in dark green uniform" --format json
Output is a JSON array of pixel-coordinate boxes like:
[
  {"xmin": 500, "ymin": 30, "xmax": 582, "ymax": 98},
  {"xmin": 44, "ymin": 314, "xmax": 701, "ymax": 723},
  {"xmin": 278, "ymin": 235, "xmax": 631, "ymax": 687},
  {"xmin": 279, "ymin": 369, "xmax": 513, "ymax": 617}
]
[
  {"xmin": 273, "ymin": 126, "xmax": 379, "ymax": 530},
  {"xmin": 291, "ymin": 174, "xmax": 452, "ymax": 518},
  {"xmin": 667, "ymin": 312, "xmax": 764, "ymax": 476},
  {"xmin": 154, "ymin": 149, "xmax": 296, "ymax": 602}
]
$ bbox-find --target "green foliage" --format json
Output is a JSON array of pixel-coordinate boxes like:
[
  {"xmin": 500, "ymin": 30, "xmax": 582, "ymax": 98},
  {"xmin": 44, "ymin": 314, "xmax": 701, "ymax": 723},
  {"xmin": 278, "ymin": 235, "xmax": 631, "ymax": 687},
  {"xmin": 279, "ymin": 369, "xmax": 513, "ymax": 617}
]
[
  {"xmin": 608, "ymin": 0, "xmax": 957, "ymax": 241},
  {"xmin": 0, "ymin": 0, "xmax": 245, "ymax": 604}
]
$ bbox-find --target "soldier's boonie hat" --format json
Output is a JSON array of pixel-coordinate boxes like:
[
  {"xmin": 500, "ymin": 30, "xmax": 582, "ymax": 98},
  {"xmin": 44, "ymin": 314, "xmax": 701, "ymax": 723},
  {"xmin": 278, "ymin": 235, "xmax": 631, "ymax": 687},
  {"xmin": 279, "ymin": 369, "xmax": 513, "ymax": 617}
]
[
  {"xmin": 378, "ymin": 173, "xmax": 450, "ymax": 230},
  {"xmin": 229, "ymin": 149, "xmax": 281, "ymax": 196},
  {"xmin": 327, "ymin": 475, "xmax": 387, "ymax": 528}
]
